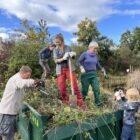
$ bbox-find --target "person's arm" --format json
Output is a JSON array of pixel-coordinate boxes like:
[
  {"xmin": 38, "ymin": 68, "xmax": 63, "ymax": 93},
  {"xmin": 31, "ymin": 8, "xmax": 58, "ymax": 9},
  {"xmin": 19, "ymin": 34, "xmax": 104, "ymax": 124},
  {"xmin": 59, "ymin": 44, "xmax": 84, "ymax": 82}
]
[
  {"xmin": 96, "ymin": 56, "xmax": 107, "ymax": 78},
  {"xmin": 15, "ymin": 78, "xmax": 35, "ymax": 89},
  {"xmin": 118, "ymin": 100, "xmax": 129, "ymax": 110},
  {"xmin": 77, "ymin": 52, "xmax": 86, "ymax": 73},
  {"xmin": 117, "ymin": 99, "xmax": 136, "ymax": 110},
  {"xmin": 77, "ymin": 52, "xmax": 86, "ymax": 67}
]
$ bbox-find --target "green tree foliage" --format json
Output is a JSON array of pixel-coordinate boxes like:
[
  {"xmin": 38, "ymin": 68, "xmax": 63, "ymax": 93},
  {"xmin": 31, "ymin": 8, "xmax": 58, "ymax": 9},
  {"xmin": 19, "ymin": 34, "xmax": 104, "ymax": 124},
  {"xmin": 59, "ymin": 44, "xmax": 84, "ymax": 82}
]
[
  {"xmin": 6, "ymin": 19, "xmax": 54, "ymax": 79},
  {"xmin": 112, "ymin": 47, "xmax": 132, "ymax": 72},
  {"xmin": 0, "ymin": 41, "xmax": 14, "ymax": 83},
  {"xmin": 74, "ymin": 17, "xmax": 100, "ymax": 46},
  {"xmin": 97, "ymin": 36, "xmax": 114, "ymax": 66},
  {"xmin": 133, "ymin": 27, "xmax": 140, "ymax": 52},
  {"xmin": 73, "ymin": 18, "xmax": 114, "ymax": 71},
  {"xmin": 15, "ymin": 19, "xmax": 50, "ymax": 43},
  {"xmin": 120, "ymin": 27, "xmax": 140, "ymax": 52},
  {"xmin": 7, "ymin": 41, "xmax": 41, "ymax": 78},
  {"xmin": 120, "ymin": 30, "xmax": 133, "ymax": 49},
  {"xmin": 119, "ymin": 27, "xmax": 140, "ymax": 69}
]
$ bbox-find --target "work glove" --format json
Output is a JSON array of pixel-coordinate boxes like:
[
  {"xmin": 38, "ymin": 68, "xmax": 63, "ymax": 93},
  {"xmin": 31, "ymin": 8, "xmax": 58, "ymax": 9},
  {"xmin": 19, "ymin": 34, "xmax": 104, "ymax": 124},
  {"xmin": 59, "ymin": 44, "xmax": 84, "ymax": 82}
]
[
  {"xmin": 114, "ymin": 91, "xmax": 121, "ymax": 101},
  {"xmin": 69, "ymin": 52, "xmax": 76, "ymax": 58},
  {"xmin": 80, "ymin": 66, "xmax": 85, "ymax": 73},
  {"xmin": 62, "ymin": 52, "xmax": 69, "ymax": 60},
  {"xmin": 101, "ymin": 68, "xmax": 108, "ymax": 79},
  {"xmin": 118, "ymin": 89, "xmax": 125, "ymax": 98}
]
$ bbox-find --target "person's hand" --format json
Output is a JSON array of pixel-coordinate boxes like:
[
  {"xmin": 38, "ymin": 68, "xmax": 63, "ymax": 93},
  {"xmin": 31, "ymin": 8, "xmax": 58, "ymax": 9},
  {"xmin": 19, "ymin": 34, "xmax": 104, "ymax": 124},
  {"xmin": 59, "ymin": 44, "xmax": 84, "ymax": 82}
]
[
  {"xmin": 114, "ymin": 91, "xmax": 121, "ymax": 101},
  {"xmin": 80, "ymin": 66, "xmax": 85, "ymax": 73},
  {"xmin": 34, "ymin": 80, "xmax": 45, "ymax": 88},
  {"xmin": 34, "ymin": 80, "xmax": 40, "ymax": 88},
  {"xmin": 62, "ymin": 52, "xmax": 69, "ymax": 60},
  {"xmin": 57, "ymin": 58, "xmax": 62, "ymax": 63},
  {"xmin": 69, "ymin": 52, "xmax": 76, "ymax": 58},
  {"xmin": 101, "ymin": 68, "xmax": 108, "ymax": 78},
  {"xmin": 119, "ymin": 89, "xmax": 125, "ymax": 98}
]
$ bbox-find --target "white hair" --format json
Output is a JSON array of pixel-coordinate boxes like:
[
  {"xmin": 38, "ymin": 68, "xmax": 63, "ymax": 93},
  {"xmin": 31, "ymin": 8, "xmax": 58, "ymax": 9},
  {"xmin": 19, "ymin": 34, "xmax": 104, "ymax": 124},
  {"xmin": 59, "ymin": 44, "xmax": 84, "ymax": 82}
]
[{"xmin": 88, "ymin": 41, "xmax": 98, "ymax": 48}]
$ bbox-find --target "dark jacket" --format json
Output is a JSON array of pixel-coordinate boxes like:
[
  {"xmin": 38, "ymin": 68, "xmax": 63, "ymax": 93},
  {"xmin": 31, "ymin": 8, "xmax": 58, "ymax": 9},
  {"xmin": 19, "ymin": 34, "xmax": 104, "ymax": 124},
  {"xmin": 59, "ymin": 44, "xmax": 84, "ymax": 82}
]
[{"xmin": 39, "ymin": 47, "xmax": 52, "ymax": 60}]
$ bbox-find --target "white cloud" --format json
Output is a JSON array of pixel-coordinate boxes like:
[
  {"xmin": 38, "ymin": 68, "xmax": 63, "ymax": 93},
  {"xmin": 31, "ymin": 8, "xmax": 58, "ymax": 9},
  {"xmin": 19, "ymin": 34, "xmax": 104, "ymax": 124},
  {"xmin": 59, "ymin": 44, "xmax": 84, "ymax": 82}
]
[
  {"xmin": 0, "ymin": 27, "xmax": 26, "ymax": 40},
  {"xmin": 0, "ymin": 27, "xmax": 12, "ymax": 40},
  {"xmin": 0, "ymin": 0, "xmax": 139, "ymax": 32},
  {"xmin": 70, "ymin": 37, "xmax": 78, "ymax": 44},
  {"xmin": 0, "ymin": 0, "xmax": 120, "ymax": 32},
  {"xmin": 0, "ymin": 33, "xmax": 9, "ymax": 40}
]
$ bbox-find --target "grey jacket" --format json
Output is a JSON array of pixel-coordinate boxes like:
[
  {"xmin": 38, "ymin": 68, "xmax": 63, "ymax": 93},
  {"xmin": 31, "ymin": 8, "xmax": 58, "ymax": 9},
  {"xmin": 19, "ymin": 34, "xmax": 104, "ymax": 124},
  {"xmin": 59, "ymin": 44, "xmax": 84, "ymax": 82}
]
[
  {"xmin": 53, "ymin": 45, "xmax": 75, "ymax": 75},
  {"xmin": 118, "ymin": 99, "xmax": 140, "ymax": 125}
]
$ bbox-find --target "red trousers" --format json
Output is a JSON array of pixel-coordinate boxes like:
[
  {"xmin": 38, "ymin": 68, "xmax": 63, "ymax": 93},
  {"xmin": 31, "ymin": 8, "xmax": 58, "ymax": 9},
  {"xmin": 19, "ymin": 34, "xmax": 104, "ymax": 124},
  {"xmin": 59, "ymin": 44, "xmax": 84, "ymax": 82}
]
[{"xmin": 57, "ymin": 68, "xmax": 83, "ymax": 107}]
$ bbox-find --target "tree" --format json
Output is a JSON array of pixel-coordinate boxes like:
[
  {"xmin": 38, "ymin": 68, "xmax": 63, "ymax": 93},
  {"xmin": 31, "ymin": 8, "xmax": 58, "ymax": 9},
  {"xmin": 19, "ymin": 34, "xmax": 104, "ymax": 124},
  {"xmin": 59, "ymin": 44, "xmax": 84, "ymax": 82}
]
[
  {"xmin": 6, "ymin": 19, "xmax": 55, "ymax": 79},
  {"xmin": 119, "ymin": 27, "xmax": 140, "ymax": 69},
  {"xmin": 97, "ymin": 36, "xmax": 114, "ymax": 66},
  {"xmin": 132, "ymin": 27, "xmax": 140, "ymax": 52},
  {"xmin": 74, "ymin": 17, "xmax": 100, "ymax": 46},
  {"xmin": 120, "ymin": 30, "xmax": 133, "ymax": 49},
  {"xmin": 0, "ymin": 41, "xmax": 15, "ymax": 82},
  {"xmin": 15, "ymin": 19, "xmax": 50, "ymax": 44},
  {"xmin": 73, "ymin": 18, "xmax": 114, "ymax": 71},
  {"xmin": 7, "ymin": 41, "xmax": 41, "ymax": 78},
  {"xmin": 120, "ymin": 27, "xmax": 140, "ymax": 52}
]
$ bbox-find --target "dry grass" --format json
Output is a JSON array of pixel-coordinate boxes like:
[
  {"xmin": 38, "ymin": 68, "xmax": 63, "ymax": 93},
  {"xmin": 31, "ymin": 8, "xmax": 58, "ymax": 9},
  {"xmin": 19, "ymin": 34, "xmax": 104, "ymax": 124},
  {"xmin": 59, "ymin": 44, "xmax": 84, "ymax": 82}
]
[
  {"xmin": 127, "ymin": 70, "xmax": 140, "ymax": 93},
  {"xmin": 127, "ymin": 70, "xmax": 140, "ymax": 139}
]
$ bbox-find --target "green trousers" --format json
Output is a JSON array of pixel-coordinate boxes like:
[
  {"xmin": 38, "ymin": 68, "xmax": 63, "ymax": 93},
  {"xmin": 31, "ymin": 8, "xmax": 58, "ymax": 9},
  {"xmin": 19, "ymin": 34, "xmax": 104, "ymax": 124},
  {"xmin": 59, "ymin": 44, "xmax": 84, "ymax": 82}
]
[{"xmin": 80, "ymin": 71, "xmax": 101, "ymax": 105}]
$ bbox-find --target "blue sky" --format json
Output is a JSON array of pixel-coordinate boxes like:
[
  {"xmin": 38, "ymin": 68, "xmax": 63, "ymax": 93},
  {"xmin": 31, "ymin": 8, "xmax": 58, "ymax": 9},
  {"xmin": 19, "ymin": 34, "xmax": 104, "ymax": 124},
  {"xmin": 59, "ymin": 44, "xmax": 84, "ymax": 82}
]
[{"xmin": 0, "ymin": 0, "xmax": 140, "ymax": 45}]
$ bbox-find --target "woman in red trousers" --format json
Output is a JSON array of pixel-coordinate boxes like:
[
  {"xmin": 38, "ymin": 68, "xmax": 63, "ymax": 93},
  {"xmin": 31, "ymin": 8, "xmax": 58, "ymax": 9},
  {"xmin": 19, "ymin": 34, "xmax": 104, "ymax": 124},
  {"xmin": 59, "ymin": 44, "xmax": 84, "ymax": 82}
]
[{"xmin": 53, "ymin": 33, "xmax": 83, "ymax": 107}]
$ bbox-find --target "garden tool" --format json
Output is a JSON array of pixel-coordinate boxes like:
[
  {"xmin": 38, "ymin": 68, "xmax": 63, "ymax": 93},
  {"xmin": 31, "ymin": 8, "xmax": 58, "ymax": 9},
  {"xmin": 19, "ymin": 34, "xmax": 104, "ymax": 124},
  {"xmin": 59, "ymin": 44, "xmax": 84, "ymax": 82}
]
[
  {"xmin": 68, "ymin": 57, "xmax": 77, "ymax": 107},
  {"xmin": 35, "ymin": 80, "xmax": 49, "ymax": 96},
  {"xmin": 39, "ymin": 89, "xmax": 49, "ymax": 96}
]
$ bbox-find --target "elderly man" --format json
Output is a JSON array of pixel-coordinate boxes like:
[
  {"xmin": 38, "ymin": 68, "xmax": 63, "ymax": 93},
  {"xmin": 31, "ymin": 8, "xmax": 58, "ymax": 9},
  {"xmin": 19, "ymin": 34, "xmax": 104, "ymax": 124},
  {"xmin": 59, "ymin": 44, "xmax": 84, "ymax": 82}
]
[
  {"xmin": 77, "ymin": 41, "xmax": 106, "ymax": 106},
  {"xmin": 0, "ymin": 66, "xmax": 38, "ymax": 140}
]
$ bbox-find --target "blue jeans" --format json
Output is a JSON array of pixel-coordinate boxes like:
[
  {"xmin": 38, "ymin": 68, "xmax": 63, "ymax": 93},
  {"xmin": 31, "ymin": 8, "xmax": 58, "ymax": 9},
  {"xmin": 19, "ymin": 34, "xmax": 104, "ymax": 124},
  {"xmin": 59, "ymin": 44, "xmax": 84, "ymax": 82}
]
[
  {"xmin": 0, "ymin": 114, "xmax": 16, "ymax": 140},
  {"xmin": 121, "ymin": 124, "xmax": 136, "ymax": 140}
]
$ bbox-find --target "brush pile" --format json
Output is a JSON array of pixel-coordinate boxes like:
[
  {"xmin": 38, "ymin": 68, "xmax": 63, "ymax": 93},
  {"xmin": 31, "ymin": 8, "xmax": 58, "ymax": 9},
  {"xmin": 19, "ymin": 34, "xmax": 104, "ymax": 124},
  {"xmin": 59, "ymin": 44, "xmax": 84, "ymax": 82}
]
[{"xmin": 24, "ymin": 78, "xmax": 117, "ymax": 129}]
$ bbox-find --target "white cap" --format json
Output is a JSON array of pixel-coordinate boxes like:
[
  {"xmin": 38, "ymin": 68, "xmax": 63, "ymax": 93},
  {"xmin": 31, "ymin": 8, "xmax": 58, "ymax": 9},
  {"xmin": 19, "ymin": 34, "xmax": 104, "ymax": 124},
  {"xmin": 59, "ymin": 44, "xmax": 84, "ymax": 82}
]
[{"xmin": 88, "ymin": 41, "xmax": 98, "ymax": 48}]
